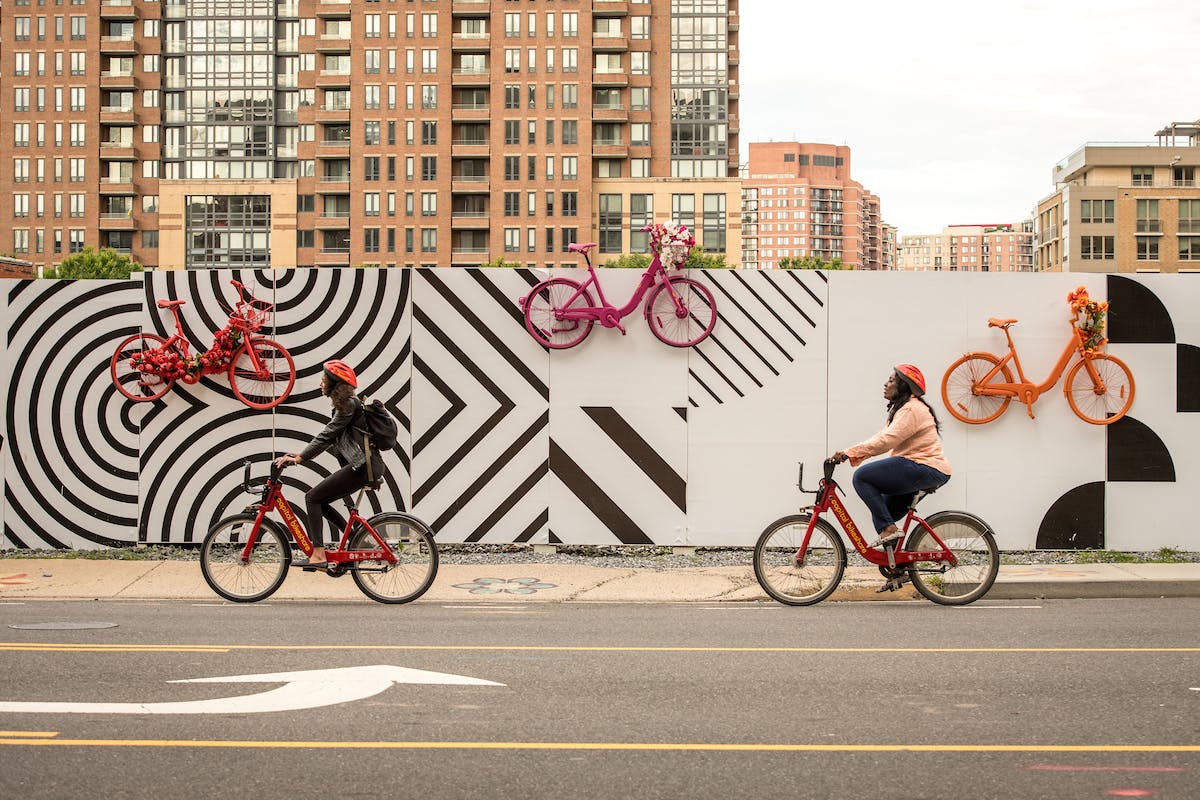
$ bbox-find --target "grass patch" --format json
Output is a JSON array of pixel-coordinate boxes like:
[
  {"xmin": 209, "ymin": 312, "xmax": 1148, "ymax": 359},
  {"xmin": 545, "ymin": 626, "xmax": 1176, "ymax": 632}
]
[{"xmin": 1072, "ymin": 549, "xmax": 1141, "ymax": 564}]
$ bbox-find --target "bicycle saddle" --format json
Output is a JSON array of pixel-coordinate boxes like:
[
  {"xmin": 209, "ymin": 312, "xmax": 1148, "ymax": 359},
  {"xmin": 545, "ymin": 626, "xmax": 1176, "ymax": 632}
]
[
  {"xmin": 568, "ymin": 242, "xmax": 598, "ymax": 253},
  {"xmin": 987, "ymin": 317, "xmax": 1017, "ymax": 328},
  {"xmin": 156, "ymin": 299, "xmax": 186, "ymax": 309}
]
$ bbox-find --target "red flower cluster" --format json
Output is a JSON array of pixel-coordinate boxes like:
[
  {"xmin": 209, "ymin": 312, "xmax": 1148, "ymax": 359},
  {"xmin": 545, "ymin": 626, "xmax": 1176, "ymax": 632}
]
[
  {"xmin": 191, "ymin": 324, "xmax": 243, "ymax": 375},
  {"xmin": 128, "ymin": 325, "xmax": 243, "ymax": 382},
  {"xmin": 129, "ymin": 348, "xmax": 188, "ymax": 382}
]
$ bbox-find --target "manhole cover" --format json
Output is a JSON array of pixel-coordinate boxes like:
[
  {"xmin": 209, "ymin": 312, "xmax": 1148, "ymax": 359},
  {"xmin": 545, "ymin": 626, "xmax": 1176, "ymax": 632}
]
[{"xmin": 9, "ymin": 622, "xmax": 119, "ymax": 630}]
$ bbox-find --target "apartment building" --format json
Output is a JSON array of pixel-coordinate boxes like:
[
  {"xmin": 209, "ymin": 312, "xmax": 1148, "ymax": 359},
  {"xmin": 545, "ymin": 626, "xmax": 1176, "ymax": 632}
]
[
  {"xmin": 0, "ymin": 0, "xmax": 741, "ymax": 272},
  {"xmin": 897, "ymin": 222, "xmax": 1034, "ymax": 272},
  {"xmin": 741, "ymin": 142, "xmax": 885, "ymax": 270},
  {"xmin": 1036, "ymin": 119, "xmax": 1200, "ymax": 273}
]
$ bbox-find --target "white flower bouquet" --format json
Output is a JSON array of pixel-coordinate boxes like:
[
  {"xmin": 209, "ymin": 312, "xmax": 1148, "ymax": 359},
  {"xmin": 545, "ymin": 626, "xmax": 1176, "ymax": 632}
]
[{"xmin": 644, "ymin": 222, "xmax": 695, "ymax": 269}]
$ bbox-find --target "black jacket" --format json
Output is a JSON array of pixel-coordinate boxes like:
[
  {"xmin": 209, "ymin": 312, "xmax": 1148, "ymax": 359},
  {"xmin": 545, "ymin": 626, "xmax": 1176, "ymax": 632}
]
[{"xmin": 299, "ymin": 397, "xmax": 371, "ymax": 469}]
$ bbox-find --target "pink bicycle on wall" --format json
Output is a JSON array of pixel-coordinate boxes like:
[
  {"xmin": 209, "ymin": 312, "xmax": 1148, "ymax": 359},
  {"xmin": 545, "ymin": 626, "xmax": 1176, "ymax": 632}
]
[
  {"xmin": 110, "ymin": 279, "xmax": 295, "ymax": 410},
  {"xmin": 520, "ymin": 223, "xmax": 718, "ymax": 348}
]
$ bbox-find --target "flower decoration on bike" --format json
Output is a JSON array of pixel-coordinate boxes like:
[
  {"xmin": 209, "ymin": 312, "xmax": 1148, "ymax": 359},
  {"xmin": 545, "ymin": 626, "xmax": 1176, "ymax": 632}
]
[
  {"xmin": 1066, "ymin": 285, "xmax": 1108, "ymax": 352},
  {"xmin": 644, "ymin": 222, "xmax": 696, "ymax": 270},
  {"xmin": 128, "ymin": 321, "xmax": 245, "ymax": 382}
]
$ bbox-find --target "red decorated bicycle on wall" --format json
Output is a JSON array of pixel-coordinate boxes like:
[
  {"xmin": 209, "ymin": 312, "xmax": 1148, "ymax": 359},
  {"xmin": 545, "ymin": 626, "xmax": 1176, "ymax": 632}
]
[{"xmin": 110, "ymin": 279, "xmax": 296, "ymax": 410}]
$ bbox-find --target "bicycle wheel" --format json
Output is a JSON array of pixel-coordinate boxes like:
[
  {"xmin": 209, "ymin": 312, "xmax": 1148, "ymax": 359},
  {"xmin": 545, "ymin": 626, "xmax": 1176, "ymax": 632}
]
[
  {"xmin": 905, "ymin": 511, "xmax": 998, "ymax": 606},
  {"xmin": 111, "ymin": 333, "xmax": 175, "ymax": 402},
  {"xmin": 229, "ymin": 338, "xmax": 295, "ymax": 410},
  {"xmin": 645, "ymin": 276, "xmax": 717, "ymax": 347},
  {"xmin": 1065, "ymin": 353, "xmax": 1134, "ymax": 425},
  {"xmin": 200, "ymin": 514, "xmax": 291, "ymax": 602},
  {"xmin": 523, "ymin": 278, "xmax": 595, "ymax": 349},
  {"xmin": 753, "ymin": 513, "xmax": 846, "ymax": 606},
  {"xmin": 941, "ymin": 353, "xmax": 1013, "ymax": 424},
  {"xmin": 349, "ymin": 512, "xmax": 439, "ymax": 604}
]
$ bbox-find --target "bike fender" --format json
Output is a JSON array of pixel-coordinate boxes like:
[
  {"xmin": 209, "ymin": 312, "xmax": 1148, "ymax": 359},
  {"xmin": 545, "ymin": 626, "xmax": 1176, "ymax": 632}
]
[{"xmin": 923, "ymin": 509, "xmax": 996, "ymax": 536}]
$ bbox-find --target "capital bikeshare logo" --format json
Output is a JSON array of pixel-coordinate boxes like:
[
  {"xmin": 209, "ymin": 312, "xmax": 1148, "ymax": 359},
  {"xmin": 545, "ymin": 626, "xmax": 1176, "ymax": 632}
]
[{"xmin": 274, "ymin": 496, "xmax": 311, "ymax": 552}]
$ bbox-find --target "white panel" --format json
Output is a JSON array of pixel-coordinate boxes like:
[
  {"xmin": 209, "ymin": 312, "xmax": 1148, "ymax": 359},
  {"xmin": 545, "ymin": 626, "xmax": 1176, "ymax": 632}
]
[
  {"xmin": 686, "ymin": 269, "xmax": 830, "ymax": 545},
  {"xmin": 411, "ymin": 268, "xmax": 550, "ymax": 543},
  {"xmin": 545, "ymin": 269, "xmax": 688, "ymax": 545}
]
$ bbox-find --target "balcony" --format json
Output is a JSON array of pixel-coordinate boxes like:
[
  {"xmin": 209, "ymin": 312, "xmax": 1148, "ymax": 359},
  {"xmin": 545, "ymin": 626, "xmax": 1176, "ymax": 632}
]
[
  {"xmin": 317, "ymin": 175, "xmax": 351, "ymax": 190},
  {"xmin": 452, "ymin": 176, "xmax": 491, "ymax": 193},
  {"xmin": 100, "ymin": 70, "xmax": 137, "ymax": 90},
  {"xmin": 593, "ymin": 0, "xmax": 629, "ymax": 16},
  {"xmin": 592, "ymin": 104, "xmax": 628, "ymax": 122},
  {"xmin": 100, "ymin": 0, "xmax": 137, "ymax": 19},
  {"xmin": 99, "ymin": 211, "xmax": 135, "ymax": 230},
  {"xmin": 451, "ymin": 68, "xmax": 490, "ymax": 85},
  {"xmin": 316, "ymin": 0, "xmax": 352, "ymax": 17},
  {"xmin": 452, "ymin": 0, "xmax": 491, "ymax": 15},
  {"xmin": 452, "ymin": 140, "xmax": 490, "ymax": 157},
  {"xmin": 593, "ymin": 34, "xmax": 629, "ymax": 52},
  {"xmin": 592, "ymin": 140, "xmax": 628, "ymax": 158},
  {"xmin": 315, "ymin": 212, "xmax": 351, "ymax": 229},
  {"xmin": 316, "ymin": 35, "xmax": 352, "ymax": 52},
  {"xmin": 319, "ymin": 138, "xmax": 352, "ymax": 149},
  {"xmin": 100, "ymin": 105, "xmax": 136, "ymax": 123},
  {"xmin": 729, "ymin": 48, "xmax": 740, "ymax": 66},
  {"xmin": 452, "ymin": 32, "xmax": 491, "ymax": 51},
  {"xmin": 100, "ymin": 175, "xmax": 135, "ymax": 193},
  {"xmin": 317, "ymin": 70, "xmax": 352, "ymax": 88},
  {"xmin": 592, "ymin": 70, "xmax": 629, "ymax": 87},
  {"xmin": 100, "ymin": 35, "xmax": 136, "ymax": 54},
  {"xmin": 451, "ymin": 211, "xmax": 490, "ymax": 228},
  {"xmin": 451, "ymin": 248, "xmax": 490, "ymax": 266},
  {"xmin": 452, "ymin": 103, "xmax": 491, "ymax": 122},
  {"xmin": 315, "ymin": 249, "xmax": 351, "ymax": 266},
  {"xmin": 100, "ymin": 141, "xmax": 136, "ymax": 160}
]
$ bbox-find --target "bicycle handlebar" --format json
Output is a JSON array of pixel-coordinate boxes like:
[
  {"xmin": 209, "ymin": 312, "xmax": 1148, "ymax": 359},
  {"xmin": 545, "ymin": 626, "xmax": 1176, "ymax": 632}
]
[{"xmin": 797, "ymin": 459, "xmax": 840, "ymax": 494}]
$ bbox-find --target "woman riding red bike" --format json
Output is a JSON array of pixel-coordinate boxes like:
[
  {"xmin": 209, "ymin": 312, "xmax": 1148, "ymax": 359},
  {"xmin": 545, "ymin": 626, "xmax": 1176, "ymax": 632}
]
[
  {"xmin": 831, "ymin": 363, "xmax": 952, "ymax": 587},
  {"xmin": 274, "ymin": 359, "xmax": 383, "ymax": 569}
]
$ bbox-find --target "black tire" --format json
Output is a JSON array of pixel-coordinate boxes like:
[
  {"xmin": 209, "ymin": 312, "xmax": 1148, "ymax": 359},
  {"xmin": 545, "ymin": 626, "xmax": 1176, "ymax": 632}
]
[
  {"xmin": 350, "ymin": 512, "xmax": 439, "ymax": 604},
  {"xmin": 905, "ymin": 511, "xmax": 999, "ymax": 605},
  {"xmin": 753, "ymin": 513, "xmax": 846, "ymax": 606},
  {"xmin": 200, "ymin": 514, "xmax": 291, "ymax": 602}
]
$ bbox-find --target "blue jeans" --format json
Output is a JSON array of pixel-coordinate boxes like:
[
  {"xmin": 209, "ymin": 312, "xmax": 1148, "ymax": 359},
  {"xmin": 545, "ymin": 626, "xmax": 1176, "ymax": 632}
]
[{"xmin": 851, "ymin": 457, "xmax": 950, "ymax": 534}]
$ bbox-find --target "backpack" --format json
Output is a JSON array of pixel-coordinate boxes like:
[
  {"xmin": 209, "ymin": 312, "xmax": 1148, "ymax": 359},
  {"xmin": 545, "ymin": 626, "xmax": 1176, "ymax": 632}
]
[{"xmin": 354, "ymin": 395, "xmax": 399, "ymax": 451}]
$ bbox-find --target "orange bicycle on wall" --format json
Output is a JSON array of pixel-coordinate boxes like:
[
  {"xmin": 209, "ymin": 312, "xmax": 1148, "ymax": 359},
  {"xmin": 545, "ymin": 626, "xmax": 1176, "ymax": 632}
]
[{"xmin": 941, "ymin": 288, "xmax": 1135, "ymax": 426}]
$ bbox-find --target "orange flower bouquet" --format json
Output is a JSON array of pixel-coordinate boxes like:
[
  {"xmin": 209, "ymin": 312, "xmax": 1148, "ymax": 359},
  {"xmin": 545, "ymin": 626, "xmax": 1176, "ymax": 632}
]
[{"xmin": 1066, "ymin": 285, "xmax": 1109, "ymax": 351}]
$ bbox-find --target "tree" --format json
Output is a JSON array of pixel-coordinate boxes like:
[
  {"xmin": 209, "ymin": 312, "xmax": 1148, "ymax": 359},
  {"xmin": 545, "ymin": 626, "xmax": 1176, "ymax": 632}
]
[
  {"xmin": 45, "ymin": 247, "xmax": 143, "ymax": 279},
  {"xmin": 778, "ymin": 255, "xmax": 844, "ymax": 270}
]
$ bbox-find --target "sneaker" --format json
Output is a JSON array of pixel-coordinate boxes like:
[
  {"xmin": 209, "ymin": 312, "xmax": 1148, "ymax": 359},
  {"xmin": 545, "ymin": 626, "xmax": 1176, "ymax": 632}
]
[{"xmin": 867, "ymin": 530, "xmax": 903, "ymax": 549}]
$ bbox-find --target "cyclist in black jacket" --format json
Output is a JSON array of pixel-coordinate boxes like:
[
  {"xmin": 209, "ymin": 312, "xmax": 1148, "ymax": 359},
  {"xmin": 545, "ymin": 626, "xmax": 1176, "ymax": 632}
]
[{"xmin": 274, "ymin": 359, "xmax": 383, "ymax": 568}]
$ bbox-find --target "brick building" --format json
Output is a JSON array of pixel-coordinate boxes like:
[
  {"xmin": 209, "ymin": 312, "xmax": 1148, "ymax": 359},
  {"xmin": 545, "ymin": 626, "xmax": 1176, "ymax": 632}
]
[
  {"xmin": 897, "ymin": 222, "xmax": 1034, "ymax": 272},
  {"xmin": 740, "ymin": 142, "xmax": 886, "ymax": 270},
  {"xmin": 0, "ymin": 0, "xmax": 742, "ymax": 271}
]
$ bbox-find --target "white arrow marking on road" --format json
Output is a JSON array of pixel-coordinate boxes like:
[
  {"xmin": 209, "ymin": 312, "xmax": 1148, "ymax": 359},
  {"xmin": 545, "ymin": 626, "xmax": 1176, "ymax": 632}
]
[{"xmin": 0, "ymin": 665, "xmax": 504, "ymax": 715}]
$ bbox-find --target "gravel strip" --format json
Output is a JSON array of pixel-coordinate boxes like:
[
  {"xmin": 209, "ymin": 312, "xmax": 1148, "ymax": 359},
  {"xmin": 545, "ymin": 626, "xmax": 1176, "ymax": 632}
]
[{"xmin": 3, "ymin": 545, "xmax": 1198, "ymax": 571}]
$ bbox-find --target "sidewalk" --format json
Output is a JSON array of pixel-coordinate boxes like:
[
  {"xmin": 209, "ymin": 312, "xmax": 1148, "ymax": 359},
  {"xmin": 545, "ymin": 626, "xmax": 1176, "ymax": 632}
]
[{"xmin": 3, "ymin": 559, "xmax": 1200, "ymax": 603}]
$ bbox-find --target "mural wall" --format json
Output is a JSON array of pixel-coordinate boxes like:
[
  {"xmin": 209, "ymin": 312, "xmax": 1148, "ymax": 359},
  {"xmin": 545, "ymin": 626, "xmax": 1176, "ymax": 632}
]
[{"xmin": 1, "ymin": 269, "xmax": 1195, "ymax": 551}]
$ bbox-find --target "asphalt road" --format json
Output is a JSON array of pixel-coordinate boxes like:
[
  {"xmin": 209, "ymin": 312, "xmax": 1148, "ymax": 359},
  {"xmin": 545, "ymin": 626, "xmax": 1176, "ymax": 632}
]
[{"xmin": 1, "ymin": 598, "xmax": 1198, "ymax": 799}]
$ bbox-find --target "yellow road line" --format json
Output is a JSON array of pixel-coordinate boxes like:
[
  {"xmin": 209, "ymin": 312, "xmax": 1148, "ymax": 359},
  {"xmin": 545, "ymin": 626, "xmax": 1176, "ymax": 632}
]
[
  {"xmin": 1, "ymin": 643, "xmax": 1199, "ymax": 654},
  {"xmin": 0, "ymin": 738, "xmax": 1197, "ymax": 753}
]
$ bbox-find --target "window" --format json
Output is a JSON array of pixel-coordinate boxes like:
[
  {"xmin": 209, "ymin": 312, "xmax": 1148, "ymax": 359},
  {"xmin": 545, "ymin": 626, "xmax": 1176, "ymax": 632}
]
[
  {"xmin": 1136, "ymin": 199, "xmax": 1160, "ymax": 233},
  {"xmin": 141, "ymin": 231, "xmax": 159, "ymax": 249},
  {"xmin": 1079, "ymin": 235, "xmax": 1114, "ymax": 260},
  {"xmin": 365, "ymin": 228, "xmax": 380, "ymax": 253},
  {"xmin": 364, "ymin": 192, "xmax": 380, "ymax": 217},
  {"xmin": 504, "ymin": 156, "xmax": 520, "ymax": 181},
  {"xmin": 421, "ymin": 121, "xmax": 437, "ymax": 145},
  {"xmin": 1136, "ymin": 236, "xmax": 1159, "ymax": 261},
  {"xmin": 504, "ymin": 227, "xmax": 520, "ymax": 252},
  {"xmin": 562, "ymin": 191, "xmax": 577, "ymax": 217},
  {"xmin": 561, "ymin": 227, "xmax": 577, "ymax": 253},
  {"xmin": 1132, "ymin": 166, "xmax": 1154, "ymax": 187},
  {"xmin": 504, "ymin": 191, "xmax": 520, "ymax": 216},
  {"xmin": 597, "ymin": 194, "xmax": 624, "ymax": 253},
  {"xmin": 672, "ymin": 193, "xmax": 696, "ymax": 230},
  {"xmin": 631, "ymin": 123, "xmax": 650, "ymax": 146},
  {"xmin": 365, "ymin": 121, "xmax": 381, "ymax": 145},
  {"xmin": 504, "ymin": 120, "xmax": 520, "ymax": 145},
  {"xmin": 561, "ymin": 120, "xmax": 578, "ymax": 145},
  {"xmin": 562, "ymin": 83, "xmax": 578, "ymax": 109},
  {"xmin": 505, "ymin": 48, "xmax": 520, "ymax": 73},
  {"xmin": 505, "ymin": 84, "xmax": 520, "ymax": 109},
  {"xmin": 631, "ymin": 17, "xmax": 650, "ymax": 39},
  {"xmin": 364, "ymin": 156, "xmax": 381, "ymax": 181},
  {"xmin": 562, "ymin": 48, "xmax": 578, "ymax": 73},
  {"xmin": 421, "ymin": 191, "xmax": 437, "ymax": 216},
  {"xmin": 1180, "ymin": 237, "xmax": 1200, "ymax": 261},
  {"xmin": 703, "ymin": 194, "xmax": 726, "ymax": 253},
  {"xmin": 631, "ymin": 86, "xmax": 649, "ymax": 111},
  {"xmin": 630, "ymin": 195, "xmax": 653, "ymax": 252},
  {"xmin": 562, "ymin": 156, "xmax": 577, "ymax": 181},
  {"xmin": 1180, "ymin": 200, "xmax": 1200, "ymax": 233},
  {"xmin": 1080, "ymin": 199, "xmax": 1114, "ymax": 224},
  {"xmin": 421, "ymin": 156, "xmax": 437, "ymax": 180},
  {"xmin": 421, "ymin": 228, "xmax": 437, "ymax": 252}
]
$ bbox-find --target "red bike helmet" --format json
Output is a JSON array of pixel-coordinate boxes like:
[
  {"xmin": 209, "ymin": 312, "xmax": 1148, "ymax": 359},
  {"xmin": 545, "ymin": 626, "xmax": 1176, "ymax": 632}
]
[
  {"xmin": 323, "ymin": 359, "xmax": 358, "ymax": 388},
  {"xmin": 894, "ymin": 363, "xmax": 926, "ymax": 396}
]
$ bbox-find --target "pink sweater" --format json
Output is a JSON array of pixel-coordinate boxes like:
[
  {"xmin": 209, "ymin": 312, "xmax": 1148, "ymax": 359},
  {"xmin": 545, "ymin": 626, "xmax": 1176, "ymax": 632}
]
[{"xmin": 844, "ymin": 398, "xmax": 952, "ymax": 475}]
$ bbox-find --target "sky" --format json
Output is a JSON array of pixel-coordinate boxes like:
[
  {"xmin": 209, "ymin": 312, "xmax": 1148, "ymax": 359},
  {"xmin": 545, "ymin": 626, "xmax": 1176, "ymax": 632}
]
[{"xmin": 738, "ymin": 0, "xmax": 1199, "ymax": 235}]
